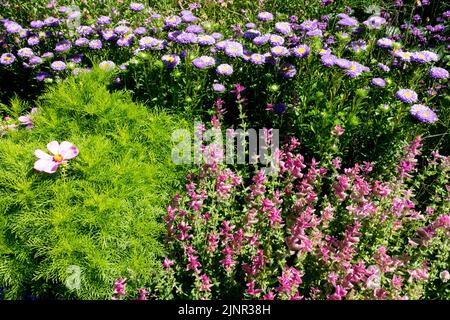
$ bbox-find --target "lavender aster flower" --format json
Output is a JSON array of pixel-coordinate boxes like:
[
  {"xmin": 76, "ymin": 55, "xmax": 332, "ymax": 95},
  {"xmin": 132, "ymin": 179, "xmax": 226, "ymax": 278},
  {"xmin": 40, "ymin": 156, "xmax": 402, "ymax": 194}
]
[
  {"xmin": 338, "ymin": 16, "xmax": 358, "ymax": 27},
  {"xmin": 0, "ymin": 53, "xmax": 15, "ymax": 65},
  {"xmin": 17, "ymin": 48, "xmax": 34, "ymax": 58},
  {"xmin": 114, "ymin": 25, "xmax": 130, "ymax": 35},
  {"xmin": 321, "ymin": 54, "xmax": 335, "ymax": 67},
  {"xmin": 134, "ymin": 27, "xmax": 147, "ymax": 35},
  {"xmin": 257, "ymin": 12, "xmax": 274, "ymax": 22},
  {"xmin": 376, "ymin": 38, "xmax": 394, "ymax": 48},
  {"xmin": 245, "ymin": 29, "xmax": 261, "ymax": 39},
  {"xmin": 275, "ymin": 22, "xmax": 292, "ymax": 35},
  {"xmin": 371, "ymin": 78, "xmax": 386, "ymax": 87},
  {"xmin": 102, "ymin": 30, "xmax": 116, "ymax": 41},
  {"xmin": 27, "ymin": 36, "xmax": 40, "ymax": 46},
  {"xmin": 271, "ymin": 46, "xmax": 289, "ymax": 57},
  {"xmin": 30, "ymin": 20, "xmax": 44, "ymax": 29},
  {"xmin": 216, "ymin": 63, "xmax": 233, "ymax": 75},
  {"xmin": 55, "ymin": 40, "xmax": 71, "ymax": 52},
  {"xmin": 175, "ymin": 32, "xmax": 198, "ymax": 44},
  {"xmin": 29, "ymin": 56, "xmax": 43, "ymax": 65},
  {"xmin": 197, "ymin": 35, "xmax": 215, "ymax": 46},
  {"xmin": 89, "ymin": 39, "xmax": 102, "ymax": 50},
  {"xmin": 44, "ymin": 17, "xmax": 59, "ymax": 27},
  {"xmin": 253, "ymin": 35, "xmax": 270, "ymax": 45},
  {"xmin": 165, "ymin": 16, "xmax": 182, "ymax": 28},
  {"xmin": 279, "ymin": 63, "xmax": 297, "ymax": 78},
  {"xmin": 117, "ymin": 34, "xmax": 135, "ymax": 47},
  {"xmin": 411, "ymin": 50, "xmax": 438, "ymax": 63},
  {"xmin": 51, "ymin": 60, "xmax": 66, "ymax": 71},
  {"xmin": 75, "ymin": 37, "xmax": 89, "ymax": 46},
  {"xmin": 192, "ymin": 56, "xmax": 215, "ymax": 69},
  {"xmin": 224, "ymin": 42, "xmax": 244, "ymax": 57},
  {"xmin": 429, "ymin": 67, "xmax": 449, "ymax": 79},
  {"xmin": 4, "ymin": 21, "xmax": 22, "ymax": 33},
  {"xmin": 97, "ymin": 16, "xmax": 111, "ymax": 25},
  {"xmin": 250, "ymin": 53, "xmax": 266, "ymax": 65},
  {"xmin": 363, "ymin": 16, "xmax": 386, "ymax": 29},
  {"xmin": 41, "ymin": 52, "xmax": 54, "ymax": 59},
  {"xmin": 162, "ymin": 54, "xmax": 180, "ymax": 69},
  {"xmin": 186, "ymin": 25, "xmax": 203, "ymax": 34},
  {"xmin": 292, "ymin": 44, "xmax": 310, "ymax": 58},
  {"xmin": 182, "ymin": 14, "xmax": 197, "ymax": 23},
  {"xmin": 300, "ymin": 19, "xmax": 318, "ymax": 31},
  {"xmin": 130, "ymin": 2, "xmax": 144, "ymax": 11},
  {"xmin": 213, "ymin": 83, "xmax": 226, "ymax": 92},
  {"xmin": 410, "ymin": 104, "xmax": 438, "ymax": 123},
  {"xmin": 246, "ymin": 23, "xmax": 256, "ymax": 29},
  {"xmin": 269, "ymin": 34, "xmax": 284, "ymax": 46},
  {"xmin": 211, "ymin": 33, "xmax": 223, "ymax": 40},
  {"xmin": 396, "ymin": 89, "xmax": 418, "ymax": 103},
  {"xmin": 377, "ymin": 63, "xmax": 390, "ymax": 72}
]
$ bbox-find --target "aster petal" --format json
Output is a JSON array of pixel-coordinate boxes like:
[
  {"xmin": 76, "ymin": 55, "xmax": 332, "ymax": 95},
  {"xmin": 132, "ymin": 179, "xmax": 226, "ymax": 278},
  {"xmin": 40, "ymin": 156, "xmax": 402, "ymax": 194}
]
[
  {"xmin": 59, "ymin": 141, "xmax": 79, "ymax": 160},
  {"xmin": 46, "ymin": 140, "xmax": 60, "ymax": 155},
  {"xmin": 34, "ymin": 149, "xmax": 53, "ymax": 160},
  {"xmin": 34, "ymin": 159, "xmax": 59, "ymax": 173}
]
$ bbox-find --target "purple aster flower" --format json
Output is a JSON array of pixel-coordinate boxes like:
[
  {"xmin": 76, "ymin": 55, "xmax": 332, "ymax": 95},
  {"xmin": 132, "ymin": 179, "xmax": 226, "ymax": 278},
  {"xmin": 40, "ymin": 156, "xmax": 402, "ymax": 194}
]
[
  {"xmin": 4, "ymin": 21, "xmax": 22, "ymax": 33},
  {"xmin": 253, "ymin": 35, "xmax": 270, "ymax": 45},
  {"xmin": 162, "ymin": 54, "xmax": 180, "ymax": 69},
  {"xmin": 279, "ymin": 63, "xmax": 297, "ymax": 78},
  {"xmin": 411, "ymin": 50, "xmax": 439, "ymax": 63},
  {"xmin": 224, "ymin": 42, "xmax": 244, "ymax": 57},
  {"xmin": 41, "ymin": 52, "xmax": 54, "ymax": 59},
  {"xmin": 97, "ymin": 16, "xmax": 111, "ymax": 25},
  {"xmin": 246, "ymin": 22, "xmax": 256, "ymax": 29},
  {"xmin": 271, "ymin": 46, "xmax": 289, "ymax": 57},
  {"xmin": 55, "ymin": 40, "xmax": 71, "ymax": 52},
  {"xmin": 215, "ymin": 40, "xmax": 230, "ymax": 50},
  {"xmin": 211, "ymin": 32, "xmax": 223, "ymax": 40},
  {"xmin": 429, "ymin": 67, "xmax": 449, "ymax": 79},
  {"xmin": 175, "ymin": 32, "xmax": 198, "ymax": 44},
  {"xmin": 197, "ymin": 35, "xmax": 215, "ymax": 45},
  {"xmin": 321, "ymin": 54, "xmax": 335, "ymax": 67},
  {"xmin": 134, "ymin": 27, "xmax": 147, "ymax": 35},
  {"xmin": 338, "ymin": 16, "xmax": 358, "ymax": 27},
  {"xmin": 117, "ymin": 34, "xmax": 135, "ymax": 47},
  {"xmin": 0, "ymin": 53, "xmax": 15, "ymax": 65},
  {"xmin": 350, "ymin": 40, "xmax": 367, "ymax": 53},
  {"xmin": 258, "ymin": 12, "xmax": 274, "ymax": 21},
  {"xmin": 216, "ymin": 63, "xmax": 233, "ymax": 76},
  {"xmin": 392, "ymin": 49, "xmax": 413, "ymax": 62},
  {"xmin": 306, "ymin": 29, "xmax": 322, "ymax": 37},
  {"xmin": 29, "ymin": 56, "xmax": 43, "ymax": 65},
  {"xmin": 130, "ymin": 2, "xmax": 145, "ymax": 11},
  {"xmin": 27, "ymin": 36, "xmax": 40, "ymax": 46},
  {"xmin": 51, "ymin": 60, "xmax": 66, "ymax": 71},
  {"xmin": 89, "ymin": 39, "xmax": 102, "ymax": 50},
  {"xmin": 396, "ymin": 89, "xmax": 418, "ymax": 103},
  {"xmin": 44, "ymin": 17, "xmax": 59, "ymax": 27},
  {"xmin": 192, "ymin": 56, "xmax": 215, "ymax": 69},
  {"xmin": 213, "ymin": 83, "xmax": 225, "ymax": 92},
  {"xmin": 36, "ymin": 71, "xmax": 50, "ymax": 81},
  {"xmin": 275, "ymin": 22, "xmax": 292, "ymax": 35},
  {"xmin": 17, "ymin": 47, "xmax": 34, "ymax": 58},
  {"xmin": 185, "ymin": 25, "xmax": 203, "ymax": 34},
  {"xmin": 335, "ymin": 58, "xmax": 352, "ymax": 68},
  {"xmin": 292, "ymin": 44, "xmax": 310, "ymax": 58},
  {"xmin": 376, "ymin": 37, "xmax": 394, "ymax": 48},
  {"xmin": 181, "ymin": 10, "xmax": 193, "ymax": 16},
  {"xmin": 371, "ymin": 78, "xmax": 386, "ymax": 87},
  {"xmin": 344, "ymin": 61, "xmax": 369, "ymax": 78},
  {"xmin": 114, "ymin": 25, "xmax": 130, "ymax": 35},
  {"xmin": 377, "ymin": 63, "xmax": 390, "ymax": 72},
  {"xmin": 269, "ymin": 34, "xmax": 284, "ymax": 46},
  {"xmin": 250, "ymin": 53, "xmax": 266, "ymax": 65},
  {"xmin": 410, "ymin": 104, "xmax": 438, "ymax": 123},
  {"xmin": 30, "ymin": 20, "xmax": 44, "ymax": 29},
  {"xmin": 75, "ymin": 37, "xmax": 89, "ymax": 46},
  {"xmin": 165, "ymin": 16, "xmax": 182, "ymax": 28},
  {"xmin": 300, "ymin": 19, "xmax": 318, "ymax": 31},
  {"xmin": 182, "ymin": 14, "xmax": 197, "ymax": 23},
  {"xmin": 71, "ymin": 54, "xmax": 83, "ymax": 63},
  {"xmin": 244, "ymin": 29, "xmax": 261, "ymax": 39},
  {"xmin": 102, "ymin": 30, "xmax": 116, "ymax": 41},
  {"xmin": 363, "ymin": 16, "xmax": 386, "ymax": 29},
  {"xmin": 274, "ymin": 103, "xmax": 287, "ymax": 114}
]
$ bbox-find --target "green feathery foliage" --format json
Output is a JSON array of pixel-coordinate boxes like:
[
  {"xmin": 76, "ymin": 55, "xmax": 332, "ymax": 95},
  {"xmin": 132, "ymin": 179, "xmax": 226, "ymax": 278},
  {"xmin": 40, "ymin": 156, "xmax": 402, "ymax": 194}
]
[{"xmin": 0, "ymin": 69, "xmax": 190, "ymax": 299}]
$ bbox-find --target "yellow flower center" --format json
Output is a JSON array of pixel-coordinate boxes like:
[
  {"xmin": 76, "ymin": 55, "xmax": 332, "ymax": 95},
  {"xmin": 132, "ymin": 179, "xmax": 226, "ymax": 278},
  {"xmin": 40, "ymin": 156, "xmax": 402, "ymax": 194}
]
[
  {"xmin": 350, "ymin": 65, "xmax": 357, "ymax": 71},
  {"xmin": 405, "ymin": 92, "xmax": 412, "ymax": 98},
  {"xmin": 167, "ymin": 57, "xmax": 174, "ymax": 62},
  {"xmin": 53, "ymin": 154, "xmax": 63, "ymax": 162},
  {"xmin": 298, "ymin": 48, "xmax": 306, "ymax": 53}
]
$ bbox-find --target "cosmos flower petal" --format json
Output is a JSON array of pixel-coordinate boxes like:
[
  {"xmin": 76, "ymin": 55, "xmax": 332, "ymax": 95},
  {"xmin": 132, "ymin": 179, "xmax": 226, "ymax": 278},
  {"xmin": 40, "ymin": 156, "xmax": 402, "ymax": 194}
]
[
  {"xmin": 59, "ymin": 141, "xmax": 79, "ymax": 159},
  {"xmin": 34, "ymin": 159, "xmax": 59, "ymax": 173},
  {"xmin": 46, "ymin": 140, "xmax": 60, "ymax": 155},
  {"xmin": 34, "ymin": 149, "xmax": 53, "ymax": 160}
]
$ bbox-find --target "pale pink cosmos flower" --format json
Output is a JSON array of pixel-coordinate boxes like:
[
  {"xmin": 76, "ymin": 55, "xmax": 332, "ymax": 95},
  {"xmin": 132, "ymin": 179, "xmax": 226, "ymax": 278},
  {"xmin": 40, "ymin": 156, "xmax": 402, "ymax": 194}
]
[{"xmin": 34, "ymin": 140, "xmax": 79, "ymax": 173}]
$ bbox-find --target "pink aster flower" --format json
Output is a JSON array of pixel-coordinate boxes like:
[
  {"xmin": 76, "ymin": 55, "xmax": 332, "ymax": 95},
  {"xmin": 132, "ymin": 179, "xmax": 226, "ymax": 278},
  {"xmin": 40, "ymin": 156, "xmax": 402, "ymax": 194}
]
[{"xmin": 34, "ymin": 140, "xmax": 79, "ymax": 173}]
